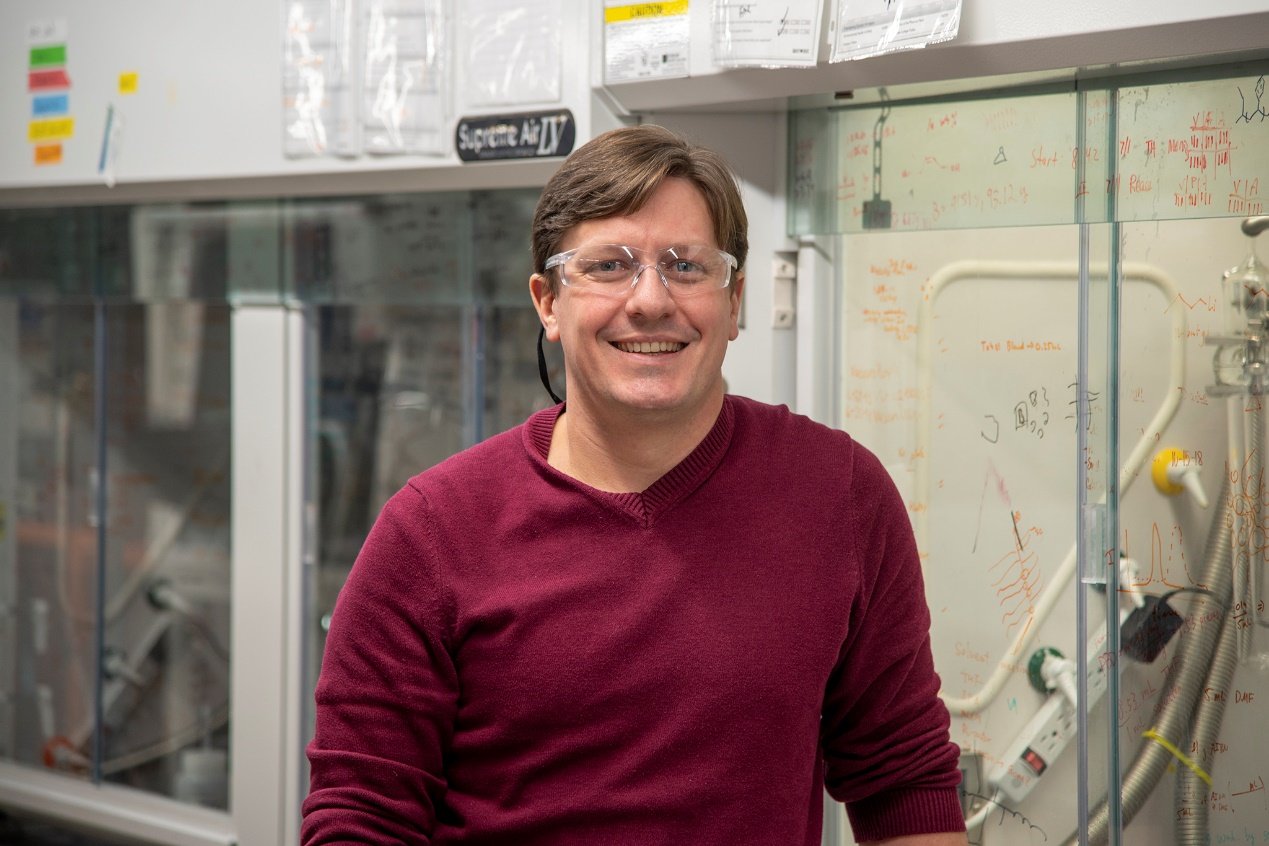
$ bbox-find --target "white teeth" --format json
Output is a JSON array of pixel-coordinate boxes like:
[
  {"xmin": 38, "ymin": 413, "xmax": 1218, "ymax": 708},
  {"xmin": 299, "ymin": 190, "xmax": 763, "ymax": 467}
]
[{"xmin": 615, "ymin": 341, "xmax": 685, "ymax": 354}]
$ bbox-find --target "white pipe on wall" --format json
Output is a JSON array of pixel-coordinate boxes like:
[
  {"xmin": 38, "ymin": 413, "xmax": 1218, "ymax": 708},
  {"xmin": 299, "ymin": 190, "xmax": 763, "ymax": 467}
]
[{"xmin": 913, "ymin": 260, "xmax": 1186, "ymax": 715}]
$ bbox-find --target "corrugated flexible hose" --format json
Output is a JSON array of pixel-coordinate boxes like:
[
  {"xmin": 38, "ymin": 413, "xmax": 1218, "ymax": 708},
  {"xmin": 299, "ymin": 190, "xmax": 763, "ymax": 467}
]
[
  {"xmin": 1173, "ymin": 609, "xmax": 1239, "ymax": 842},
  {"xmin": 1175, "ymin": 406, "xmax": 1264, "ymax": 844},
  {"xmin": 1068, "ymin": 473, "xmax": 1234, "ymax": 845}
]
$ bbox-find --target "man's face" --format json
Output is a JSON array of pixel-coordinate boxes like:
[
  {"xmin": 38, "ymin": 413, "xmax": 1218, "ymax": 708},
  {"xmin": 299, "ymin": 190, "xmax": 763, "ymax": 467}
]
[{"xmin": 530, "ymin": 177, "xmax": 744, "ymax": 425}]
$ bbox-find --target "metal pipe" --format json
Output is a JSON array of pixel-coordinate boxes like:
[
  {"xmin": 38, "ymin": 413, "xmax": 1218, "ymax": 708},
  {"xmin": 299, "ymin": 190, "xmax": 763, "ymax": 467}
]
[
  {"xmin": 1240, "ymin": 216, "xmax": 1269, "ymax": 238},
  {"xmin": 1174, "ymin": 609, "xmax": 1239, "ymax": 843}
]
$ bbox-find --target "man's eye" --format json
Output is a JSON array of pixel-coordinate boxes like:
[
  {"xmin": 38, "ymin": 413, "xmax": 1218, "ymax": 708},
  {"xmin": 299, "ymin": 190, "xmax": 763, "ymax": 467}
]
[
  {"xmin": 580, "ymin": 258, "xmax": 631, "ymax": 276},
  {"xmin": 669, "ymin": 260, "xmax": 703, "ymax": 274}
]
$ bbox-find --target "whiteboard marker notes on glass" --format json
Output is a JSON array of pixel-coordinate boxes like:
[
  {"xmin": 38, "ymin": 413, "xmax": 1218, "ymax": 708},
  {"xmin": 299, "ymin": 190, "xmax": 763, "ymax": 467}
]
[
  {"xmin": 604, "ymin": 0, "xmax": 690, "ymax": 85},
  {"xmin": 713, "ymin": 0, "xmax": 823, "ymax": 68},
  {"xmin": 829, "ymin": 0, "xmax": 960, "ymax": 63}
]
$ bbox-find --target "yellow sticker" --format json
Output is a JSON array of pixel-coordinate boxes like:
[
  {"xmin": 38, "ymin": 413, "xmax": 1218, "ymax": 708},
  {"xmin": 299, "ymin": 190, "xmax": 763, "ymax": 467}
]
[
  {"xmin": 34, "ymin": 143, "xmax": 63, "ymax": 165},
  {"xmin": 28, "ymin": 117, "xmax": 74, "ymax": 142},
  {"xmin": 119, "ymin": 72, "xmax": 139, "ymax": 94},
  {"xmin": 605, "ymin": 1, "xmax": 689, "ymax": 24}
]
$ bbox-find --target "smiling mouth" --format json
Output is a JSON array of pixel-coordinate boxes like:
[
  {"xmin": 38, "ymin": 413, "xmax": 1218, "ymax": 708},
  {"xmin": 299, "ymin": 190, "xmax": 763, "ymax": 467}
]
[{"xmin": 613, "ymin": 341, "xmax": 687, "ymax": 354}]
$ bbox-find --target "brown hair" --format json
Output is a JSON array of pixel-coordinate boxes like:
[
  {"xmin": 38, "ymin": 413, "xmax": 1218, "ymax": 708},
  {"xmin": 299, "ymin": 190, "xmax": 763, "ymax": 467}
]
[{"xmin": 531, "ymin": 124, "xmax": 748, "ymax": 286}]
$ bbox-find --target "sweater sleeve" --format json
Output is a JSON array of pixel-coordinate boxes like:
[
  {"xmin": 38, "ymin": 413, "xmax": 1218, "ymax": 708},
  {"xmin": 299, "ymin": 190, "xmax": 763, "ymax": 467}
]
[
  {"xmin": 821, "ymin": 444, "xmax": 965, "ymax": 842},
  {"xmin": 301, "ymin": 484, "xmax": 458, "ymax": 845}
]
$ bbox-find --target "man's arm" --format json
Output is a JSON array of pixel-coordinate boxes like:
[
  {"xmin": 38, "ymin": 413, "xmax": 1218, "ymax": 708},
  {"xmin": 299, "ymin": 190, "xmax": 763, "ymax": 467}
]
[
  {"xmin": 823, "ymin": 445, "xmax": 967, "ymax": 842},
  {"xmin": 303, "ymin": 487, "xmax": 457, "ymax": 844}
]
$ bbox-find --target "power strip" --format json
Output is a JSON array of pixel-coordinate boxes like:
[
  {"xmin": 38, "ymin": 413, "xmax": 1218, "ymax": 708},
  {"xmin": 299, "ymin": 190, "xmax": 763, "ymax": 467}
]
[
  {"xmin": 985, "ymin": 626, "xmax": 1113, "ymax": 804},
  {"xmin": 987, "ymin": 692, "xmax": 1074, "ymax": 803}
]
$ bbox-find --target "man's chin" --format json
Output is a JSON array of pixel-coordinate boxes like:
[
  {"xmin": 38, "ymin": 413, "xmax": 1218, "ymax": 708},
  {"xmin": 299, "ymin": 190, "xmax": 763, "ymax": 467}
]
[{"xmin": 608, "ymin": 386, "xmax": 721, "ymax": 419}]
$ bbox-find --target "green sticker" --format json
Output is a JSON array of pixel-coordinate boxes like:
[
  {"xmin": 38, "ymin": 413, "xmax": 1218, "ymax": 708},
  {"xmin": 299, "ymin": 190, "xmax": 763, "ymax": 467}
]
[{"xmin": 30, "ymin": 44, "xmax": 67, "ymax": 67}]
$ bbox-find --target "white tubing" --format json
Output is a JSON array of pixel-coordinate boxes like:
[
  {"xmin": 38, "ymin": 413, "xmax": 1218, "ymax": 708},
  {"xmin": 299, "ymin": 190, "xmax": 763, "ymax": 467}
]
[
  {"xmin": 964, "ymin": 789, "xmax": 1006, "ymax": 831},
  {"xmin": 914, "ymin": 260, "xmax": 1186, "ymax": 715}
]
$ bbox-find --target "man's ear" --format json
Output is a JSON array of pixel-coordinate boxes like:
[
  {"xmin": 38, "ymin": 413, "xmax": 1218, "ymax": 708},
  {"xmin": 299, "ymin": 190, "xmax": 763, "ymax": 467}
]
[
  {"xmin": 530, "ymin": 273, "xmax": 560, "ymax": 342},
  {"xmin": 728, "ymin": 271, "xmax": 745, "ymax": 341}
]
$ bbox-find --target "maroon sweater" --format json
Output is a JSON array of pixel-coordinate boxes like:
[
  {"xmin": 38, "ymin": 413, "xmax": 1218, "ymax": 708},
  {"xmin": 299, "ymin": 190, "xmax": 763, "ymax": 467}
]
[{"xmin": 303, "ymin": 396, "xmax": 963, "ymax": 844}]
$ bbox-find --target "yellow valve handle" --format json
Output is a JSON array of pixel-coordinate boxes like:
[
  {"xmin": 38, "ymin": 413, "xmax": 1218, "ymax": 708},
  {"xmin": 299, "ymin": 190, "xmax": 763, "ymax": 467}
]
[{"xmin": 1150, "ymin": 447, "xmax": 1188, "ymax": 496}]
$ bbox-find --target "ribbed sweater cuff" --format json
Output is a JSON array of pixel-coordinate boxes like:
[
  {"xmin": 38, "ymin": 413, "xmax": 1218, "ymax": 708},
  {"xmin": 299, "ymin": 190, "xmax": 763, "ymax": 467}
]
[{"xmin": 844, "ymin": 787, "xmax": 966, "ymax": 842}]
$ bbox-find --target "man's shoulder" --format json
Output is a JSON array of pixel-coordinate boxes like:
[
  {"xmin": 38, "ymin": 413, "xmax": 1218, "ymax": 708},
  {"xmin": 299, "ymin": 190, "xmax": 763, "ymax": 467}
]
[
  {"xmin": 728, "ymin": 395, "xmax": 856, "ymax": 451},
  {"xmin": 727, "ymin": 394, "xmax": 891, "ymax": 485},
  {"xmin": 405, "ymin": 413, "xmax": 540, "ymax": 497}
]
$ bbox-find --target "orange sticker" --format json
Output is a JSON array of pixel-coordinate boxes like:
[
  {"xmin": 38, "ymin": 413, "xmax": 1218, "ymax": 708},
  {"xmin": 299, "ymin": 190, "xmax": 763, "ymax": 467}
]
[{"xmin": 34, "ymin": 143, "xmax": 63, "ymax": 165}]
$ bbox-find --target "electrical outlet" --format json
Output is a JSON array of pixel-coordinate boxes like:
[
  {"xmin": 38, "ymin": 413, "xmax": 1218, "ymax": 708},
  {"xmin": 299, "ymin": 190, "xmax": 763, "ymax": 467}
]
[
  {"xmin": 987, "ymin": 626, "xmax": 1114, "ymax": 804},
  {"xmin": 986, "ymin": 693, "xmax": 1075, "ymax": 804}
]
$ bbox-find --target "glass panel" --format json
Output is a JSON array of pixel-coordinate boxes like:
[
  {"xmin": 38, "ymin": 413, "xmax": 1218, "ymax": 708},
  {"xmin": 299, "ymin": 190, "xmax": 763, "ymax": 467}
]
[
  {"xmin": 1078, "ymin": 218, "xmax": 1122, "ymax": 844},
  {"xmin": 469, "ymin": 189, "xmax": 562, "ymax": 435},
  {"xmin": 790, "ymin": 88, "xmax": 1085, "ymax": 235},
  {"xmin": 789, "ymin": 66, "xmax": 1269, "ymax": 236},
  {"xmin": 0, "ymin": 208, "xmax": 97, "ymax": 298},
  {"xmin": 289, "ymin": 193, "xmax": 473, "ymax": 306},
  {"xmin": 1, "ymin": 299, "xmax": 99, "ymax": 774},
  {"xmin": 0, "ymin": 205, "xmax": 236, "ymax": 811},
  {"xmin": 298, "ymin": 187, "xmax": 554, "ymax": 799},
  {"xmin": 1110, "ymin": 71, "xmax": 1269, "ymax": 224},
  {"xmin": 1078, "ymin": 82, "xmax": 1123, "ymax": 842},
  {"xmin": 804, "ymin": 60, "xmax": 1269, "ymax": 846},
  {"xmin": 3, "ymin": 188, "xmax": 554, "ymax": 820},
  {"xmin": 836, "ymin": 224, "xmax": 1095, "ymax": 843},
  {"xmin": 97, "ymin": 301, "xmax": 232, "ymax": 806},
  {"xmin": 833, "ymin": 222, "xmax": 1199, "ymax": 845},
  {"xmin": 1110, "ymin": 221, "xmax": 1269, "ymax": 843}
]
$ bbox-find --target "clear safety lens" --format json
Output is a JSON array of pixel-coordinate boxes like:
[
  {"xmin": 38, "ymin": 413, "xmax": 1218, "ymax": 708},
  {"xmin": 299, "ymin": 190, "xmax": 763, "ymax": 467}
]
[{"xmin": 546, "ymin": 244, "xmax": 737, "ymax": 296}]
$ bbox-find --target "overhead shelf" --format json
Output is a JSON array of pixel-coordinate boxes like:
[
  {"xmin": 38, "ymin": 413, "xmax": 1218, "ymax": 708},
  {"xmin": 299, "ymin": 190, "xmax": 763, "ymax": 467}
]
[{"xmin": 599, "ymin": 6, "xmax": 1269, "ymax": 114}]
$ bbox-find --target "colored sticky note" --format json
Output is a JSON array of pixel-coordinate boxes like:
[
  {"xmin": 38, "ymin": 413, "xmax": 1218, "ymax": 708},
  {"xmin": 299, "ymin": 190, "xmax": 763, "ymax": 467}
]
[
  {"xmin": 26, "ymin": 19, "xmax": 68, "ymax": 45},
  {"xmin": 29, "ymin": 44, "xmax": 66, "ymax": 67},
  {"xmin": 34, "ymin": 143, "xmax": 63, "ymax": 165},
  {"xmin": 32, "ymin": 93, "xmax": 69, "ymax": 116},
  {"xmin": 28, "ymin": 117, "xmax": 74, "ymax": 142},
  {"xmin": 119, "ymin": 72, "xmax": 138, "ymax": 94},
  {"xmin": 28, "ymin": 68, "xmax": 71, "ymax": 90}
]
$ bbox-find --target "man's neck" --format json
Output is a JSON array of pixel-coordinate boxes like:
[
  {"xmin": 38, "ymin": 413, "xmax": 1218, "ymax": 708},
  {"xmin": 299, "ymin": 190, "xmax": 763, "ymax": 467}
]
[{"xmin": 547, "ymin": 395, "xmax": 725, "ymax": 493}]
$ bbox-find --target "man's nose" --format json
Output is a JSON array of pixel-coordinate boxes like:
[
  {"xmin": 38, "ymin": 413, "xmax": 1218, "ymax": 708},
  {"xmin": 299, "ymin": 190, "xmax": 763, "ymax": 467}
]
[{"xmin": 626, "ymin": 264, "xmax": 675, "ymax": 312}]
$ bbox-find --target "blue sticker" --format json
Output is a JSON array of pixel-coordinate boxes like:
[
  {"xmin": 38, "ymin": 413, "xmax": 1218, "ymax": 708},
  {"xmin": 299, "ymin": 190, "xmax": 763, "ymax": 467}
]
[{"xmin": 33, "ymin": 93, "xmax": 69, "ymax": 116}]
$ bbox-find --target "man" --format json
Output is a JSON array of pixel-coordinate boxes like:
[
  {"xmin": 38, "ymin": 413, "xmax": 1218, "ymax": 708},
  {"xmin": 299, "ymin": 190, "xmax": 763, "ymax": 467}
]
[{"xmin": 303, "ymin": 124, "xmax": 967, "ymax": 845}]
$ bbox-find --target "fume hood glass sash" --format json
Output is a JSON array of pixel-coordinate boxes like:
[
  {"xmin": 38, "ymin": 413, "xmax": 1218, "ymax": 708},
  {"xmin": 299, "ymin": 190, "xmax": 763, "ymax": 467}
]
[
  {"xmin": 788, "ymin": 62, "xmax": 1269, "ymax": 235},
  {"xmin": 797, "ymin": 65, "xmax": 1269, "ymax": 846},
  {"xmin": 0, "ymin": 199, "xmax": 295, "ymax": 845}
]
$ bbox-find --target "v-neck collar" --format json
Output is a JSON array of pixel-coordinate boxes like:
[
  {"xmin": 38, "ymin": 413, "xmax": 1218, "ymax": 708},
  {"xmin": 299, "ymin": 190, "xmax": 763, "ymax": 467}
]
[{"xmin": 523, "ymin": 397, "xmax": 736, "ymax": 528}]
